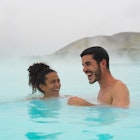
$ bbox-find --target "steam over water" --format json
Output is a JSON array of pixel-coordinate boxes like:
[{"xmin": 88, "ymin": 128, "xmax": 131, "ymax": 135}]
[
  {"xmin": 1, "ymin": 32, "xmax": 140, "ymax": 103},
  {"xmin": 0, "ymin": 54, "xmax": 140, "ymax": 109}
]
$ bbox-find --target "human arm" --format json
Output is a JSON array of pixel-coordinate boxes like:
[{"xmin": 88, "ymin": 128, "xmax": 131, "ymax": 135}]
[{"xmin": 68, "ymin": 96, "xmax": 96, "ymax": 106}]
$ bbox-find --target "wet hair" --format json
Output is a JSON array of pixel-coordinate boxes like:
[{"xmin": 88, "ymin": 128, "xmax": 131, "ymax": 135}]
[
  {"xmin": 27, "ymin": 62, "xmax": 56, "ymax": 93},
  {"xmin": 80, "ymin": 46, "xmax": 110, "ymax": 69}
]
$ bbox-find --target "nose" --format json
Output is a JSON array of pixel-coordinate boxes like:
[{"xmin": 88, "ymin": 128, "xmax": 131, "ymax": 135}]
[
  {"xmin": 83, "ymin": 66, "xmax": 87, "ymax": 72},
  {"xmin": 56, "ymin": 81, "xmax": 61, "ymax": 88}
]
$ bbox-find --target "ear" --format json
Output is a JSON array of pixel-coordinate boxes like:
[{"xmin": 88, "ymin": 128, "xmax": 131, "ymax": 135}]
[
  {"xmin": 100, "ymin": 59, "xmax": 107, "ymax": 68},
  {"xmin": 39, "ymin": 84, "xmax": 46, "ymax": 92}
]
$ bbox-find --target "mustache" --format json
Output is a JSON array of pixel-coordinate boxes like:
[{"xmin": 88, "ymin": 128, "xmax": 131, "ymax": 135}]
[{"xmin": 85, "ymin": 71, "xmax": 93, "ymax": 74}]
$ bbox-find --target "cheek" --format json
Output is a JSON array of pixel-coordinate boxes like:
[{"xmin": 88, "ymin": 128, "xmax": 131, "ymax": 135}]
[
  {"xmin": 46, "ymin": 84, "xmax": 52, "ymax": 89},
  {"xmin": 91, "ymin": 66, "xmax": 95, "ymax": 70},
  {"xmin": 59, "ymin": 83, "xmax": 61, "ymax": 88}
]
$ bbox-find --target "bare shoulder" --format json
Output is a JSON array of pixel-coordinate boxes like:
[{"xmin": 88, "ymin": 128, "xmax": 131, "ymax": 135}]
[
  {"xmin": 115, "ymin": 80, "xmax": 129, "ymax": 90},
  {"xmin": 113, "ymin": 80, "xmax": 129, "ymax": 96},
  {"xmin": 112, "ymin": 80, "xmax": 130, "ymax": 107}
]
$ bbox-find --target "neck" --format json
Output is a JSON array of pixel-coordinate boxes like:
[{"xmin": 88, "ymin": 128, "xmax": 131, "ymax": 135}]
[
  {"xmin": 43, "ymin": 93, "xmax": 59, "ymax": 98},
  {"xmin": 98, "ymin": 71, "xmax": 115, "ymax": 89}
]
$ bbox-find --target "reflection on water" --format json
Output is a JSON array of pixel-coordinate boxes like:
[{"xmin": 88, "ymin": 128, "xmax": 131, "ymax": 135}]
[
  {"xmin": 84, "ymin": 106, "xmax": 129, "ymax": 126},
  {"xmin": 97, "ymin": 133, "xmax": 114, "ymax": 140},
  {"xmin": 27, "ymin": 98, "xmax": 62, "ymax": 120},
  {"xmin": 25, "ymin": 132, "xmax": 63, "ymax": 140},
  {"xmin": 26, "ymin": 98, "xmax": 63, "ymax": 140},
  {"xmin": 81, "ymin": 107, "xmax": 129, "ymax": 140}
]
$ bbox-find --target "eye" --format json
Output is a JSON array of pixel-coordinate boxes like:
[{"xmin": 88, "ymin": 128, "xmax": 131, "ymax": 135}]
[
  {"xmin": 57, "ymin": 79, "xmax": 60, "ymax": 83},
  {"xmin": 85, "ymin": 62, "xmax": 91, "ymax": 66},
  {"xmin": 50, "ymin": 80, "xmax": 55, "ymax": 84}
]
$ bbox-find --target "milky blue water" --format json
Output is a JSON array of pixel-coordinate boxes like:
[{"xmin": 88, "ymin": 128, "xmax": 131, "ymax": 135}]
[{"xmin": 0, "ymin": 57, "xmax": 140, "ymax": 140}]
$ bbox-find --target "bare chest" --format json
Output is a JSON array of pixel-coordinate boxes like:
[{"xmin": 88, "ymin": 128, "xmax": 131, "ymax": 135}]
[{"xmin": 97, "ymin": 89, "xmax": 113, "ymax": 104}]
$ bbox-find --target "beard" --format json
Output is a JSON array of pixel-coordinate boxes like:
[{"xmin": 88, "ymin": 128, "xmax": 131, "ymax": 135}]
[{"xmin": 89, "ymin": 65, "xmax": 102, "ymax": 84}]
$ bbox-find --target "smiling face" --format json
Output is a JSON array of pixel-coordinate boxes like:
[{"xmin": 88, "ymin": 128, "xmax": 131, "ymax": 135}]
[
  {"xmin": 81, "ymin": 54, "xmax": 102, "ymax": 84},
  {"xmin": 39, "ymin": 72, "xmax": 61, "ymax": 97}
]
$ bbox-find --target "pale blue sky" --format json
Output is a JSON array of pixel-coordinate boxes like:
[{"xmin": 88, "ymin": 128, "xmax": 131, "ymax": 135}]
[{"xmin": 0, "ymin": 0, "xmax": 140, "ymax": 56}]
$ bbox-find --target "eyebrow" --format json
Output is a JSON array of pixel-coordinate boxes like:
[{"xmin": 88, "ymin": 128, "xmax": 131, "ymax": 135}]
[{"xmin": 82, "ymin": 61, "xmax": 91, "ymax": 66}]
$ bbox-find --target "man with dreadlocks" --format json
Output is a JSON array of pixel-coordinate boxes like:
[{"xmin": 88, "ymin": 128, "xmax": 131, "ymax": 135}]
[{"xmin": 27, "ymin": 62, "xmax": 61, "ymax": 98}]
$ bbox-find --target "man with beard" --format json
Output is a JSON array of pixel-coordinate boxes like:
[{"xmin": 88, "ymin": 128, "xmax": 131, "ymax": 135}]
[{"xmin": 68, "ymin": 46, "xmax": 130, "ymax": 108}]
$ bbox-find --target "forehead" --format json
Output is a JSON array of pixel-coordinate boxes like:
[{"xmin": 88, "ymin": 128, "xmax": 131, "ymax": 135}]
[
  {"xmin": 45, "ymin": 72, "xmax": 59, "ymax": 80},
  {"xmin": 82, "ymin": 54, "xmax": 95, "ymax": 63}
]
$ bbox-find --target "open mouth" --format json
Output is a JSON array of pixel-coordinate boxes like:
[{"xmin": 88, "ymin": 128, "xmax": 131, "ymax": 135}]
[
  {"xmin": 52, "ymin": 89, "xmax": 60, "ymax": 96},
  {"xmin": 53, "ymin": 88, "xmax": 60, "ymax": 92},
  {"xmin": 86, "ymin": 72, "xmax": 93, "ymax": 80},
  {"xmin": 53, "ymin": 89, "xmax": 60, "ymax": 91}
]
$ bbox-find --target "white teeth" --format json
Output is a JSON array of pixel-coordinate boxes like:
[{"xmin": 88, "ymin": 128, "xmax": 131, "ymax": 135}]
[
  {"xmin": 86, "ymin": 73, "xmax": 91, "ymax": 76},
  {"xmin": 54, "ymin": 89, "xmax": 59, "ymax": 91}
]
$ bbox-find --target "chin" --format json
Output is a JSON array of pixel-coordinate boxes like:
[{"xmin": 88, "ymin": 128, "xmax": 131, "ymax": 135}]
[
  {"xmin": 89, "ymin": 80, "xmax": 96, "ymax": 84},
  {"xmin": 53, "ymin": 92, "xmax": 59, "ymax": 97}
]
